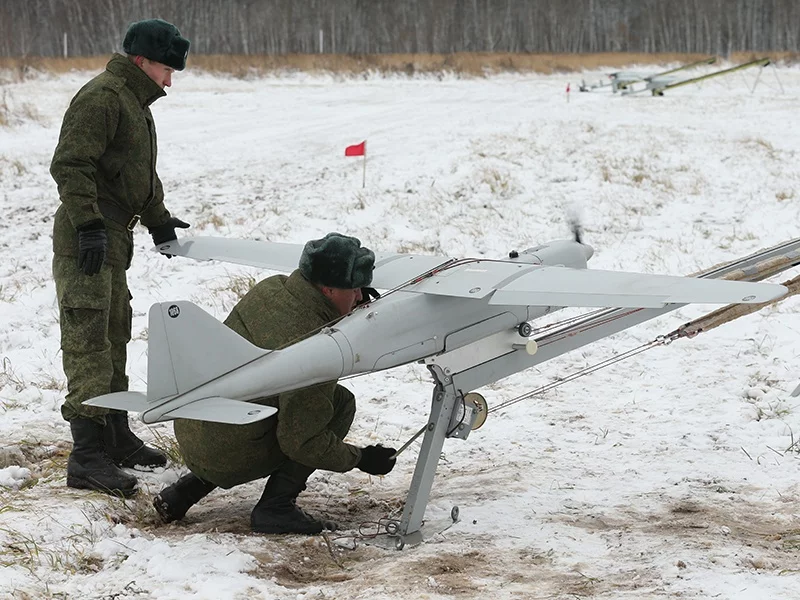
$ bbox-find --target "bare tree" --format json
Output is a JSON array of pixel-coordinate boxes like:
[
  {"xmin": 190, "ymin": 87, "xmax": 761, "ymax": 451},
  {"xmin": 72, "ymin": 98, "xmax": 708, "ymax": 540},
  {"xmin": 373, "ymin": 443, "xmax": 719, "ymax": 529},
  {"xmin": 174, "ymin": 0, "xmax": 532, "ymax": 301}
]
[{"xmin": 1, "ymin": 0, "xmax": 797, "ymax": 58}]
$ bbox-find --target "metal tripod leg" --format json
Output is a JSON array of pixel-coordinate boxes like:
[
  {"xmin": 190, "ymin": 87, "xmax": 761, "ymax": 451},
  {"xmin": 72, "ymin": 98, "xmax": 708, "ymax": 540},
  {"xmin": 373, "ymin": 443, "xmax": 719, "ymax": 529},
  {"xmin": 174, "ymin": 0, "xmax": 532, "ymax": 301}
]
[{"xmin": 390, "ymin": 366, "xmax": 460, "ymax": 548}]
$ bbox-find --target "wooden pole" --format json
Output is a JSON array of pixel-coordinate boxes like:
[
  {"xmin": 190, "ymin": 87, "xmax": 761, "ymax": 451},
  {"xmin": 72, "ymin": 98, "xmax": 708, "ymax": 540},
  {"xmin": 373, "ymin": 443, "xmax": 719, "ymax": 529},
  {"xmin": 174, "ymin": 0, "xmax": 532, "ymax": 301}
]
[{"xmin": 362, "ymin": 144, "xmax": 367, "ymax": 188}]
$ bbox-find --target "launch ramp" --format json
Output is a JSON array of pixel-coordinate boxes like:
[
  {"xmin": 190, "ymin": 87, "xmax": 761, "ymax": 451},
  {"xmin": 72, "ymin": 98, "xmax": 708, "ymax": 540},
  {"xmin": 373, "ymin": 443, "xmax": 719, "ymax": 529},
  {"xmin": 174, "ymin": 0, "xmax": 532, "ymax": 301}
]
[{"xmin": 381, "ymin": 236, "xmax": 800, "ymax": 549}]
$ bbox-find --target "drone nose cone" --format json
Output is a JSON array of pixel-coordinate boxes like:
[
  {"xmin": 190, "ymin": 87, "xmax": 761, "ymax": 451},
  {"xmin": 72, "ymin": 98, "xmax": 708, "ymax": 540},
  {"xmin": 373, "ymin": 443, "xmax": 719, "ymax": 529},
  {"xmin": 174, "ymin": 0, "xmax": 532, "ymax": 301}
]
[{"xmin": 582, "ymin": 243, "xmax": 594, "ymax": 260}]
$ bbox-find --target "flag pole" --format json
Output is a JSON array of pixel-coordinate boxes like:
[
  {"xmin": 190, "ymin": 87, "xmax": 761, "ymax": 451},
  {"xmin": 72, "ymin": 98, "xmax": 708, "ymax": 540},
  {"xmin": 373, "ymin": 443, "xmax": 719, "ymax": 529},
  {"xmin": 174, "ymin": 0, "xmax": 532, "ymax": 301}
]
[
  {"xmin": 344, "ymin": 140, "xmax": 367, "ymax": 187},
  {"xmin": 362, "ymin": 144, "xmax": 367, "ymax": 188}
]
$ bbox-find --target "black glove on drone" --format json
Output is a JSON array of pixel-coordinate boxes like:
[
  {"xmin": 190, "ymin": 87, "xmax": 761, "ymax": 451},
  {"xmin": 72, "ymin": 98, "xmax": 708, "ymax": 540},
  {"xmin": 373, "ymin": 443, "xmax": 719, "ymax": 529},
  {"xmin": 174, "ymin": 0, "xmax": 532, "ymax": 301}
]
[
  {"xmin": 77, "ymin": 220, "xmax": 107, "ymax": 276},
  {"xmin": 357, "ymin": 287, "xmax": 381, "ymax": 307},
  {"xmin": 149, "ymin": 217, "xmax": 191, "ymax": 257},
  {"xmin": 357, "ymin": 444, "xmax": 397, "ymax": 475}
]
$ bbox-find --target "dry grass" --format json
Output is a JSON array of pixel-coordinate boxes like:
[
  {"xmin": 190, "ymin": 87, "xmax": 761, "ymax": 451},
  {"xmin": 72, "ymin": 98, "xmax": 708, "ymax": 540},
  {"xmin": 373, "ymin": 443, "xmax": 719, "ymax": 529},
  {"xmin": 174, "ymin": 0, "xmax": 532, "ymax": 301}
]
[
  {"xmin": 0, "ymin": 357, "xmax": 26, "ymax": 394},
  {"xmin": 217, "ymin": 273, "xmax": 258, "ymax": 299},
  {"xmin": 0, "ymin": 91, "xmax": 8, "ymax": 126},
  {"xmin": 150, "ymin": 428, "xmax": 185, "ymax": 467},
  {"xmin": 0, "ymin": 88, "xmax": 42, "ymax": 127},
  {"xmin": 1, "ymin": 51, "xmax": 795, "ymax": 78}
]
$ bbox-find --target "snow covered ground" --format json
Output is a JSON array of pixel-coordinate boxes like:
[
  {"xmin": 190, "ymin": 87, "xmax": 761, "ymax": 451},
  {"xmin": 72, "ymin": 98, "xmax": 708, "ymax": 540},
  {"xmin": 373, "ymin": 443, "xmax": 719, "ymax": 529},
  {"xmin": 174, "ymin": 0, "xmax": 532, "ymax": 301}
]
[{"xmin": 1, "ymin": 61, "xmax": 799, "ymax": 599}]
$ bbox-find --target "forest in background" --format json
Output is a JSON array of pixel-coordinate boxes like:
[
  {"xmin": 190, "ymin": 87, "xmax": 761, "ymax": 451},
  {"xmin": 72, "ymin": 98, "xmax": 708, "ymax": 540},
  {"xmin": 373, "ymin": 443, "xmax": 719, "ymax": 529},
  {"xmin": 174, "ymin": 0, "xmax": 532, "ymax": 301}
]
[
  {"xmin": 1, "ymin": 51, "xmax": 788, "ymax": 80},
  {"xmin": 2, "ymin": 0, "xmax": 799, "ymax": 58}
]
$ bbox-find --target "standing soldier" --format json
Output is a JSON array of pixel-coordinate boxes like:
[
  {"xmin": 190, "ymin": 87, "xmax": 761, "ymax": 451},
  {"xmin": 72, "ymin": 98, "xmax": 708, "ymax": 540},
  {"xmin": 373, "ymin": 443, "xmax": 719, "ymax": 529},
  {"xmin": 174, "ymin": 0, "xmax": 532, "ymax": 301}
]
[{"xmin": 51, "ymin": 19, "xmax": 192, "ymax": 496}]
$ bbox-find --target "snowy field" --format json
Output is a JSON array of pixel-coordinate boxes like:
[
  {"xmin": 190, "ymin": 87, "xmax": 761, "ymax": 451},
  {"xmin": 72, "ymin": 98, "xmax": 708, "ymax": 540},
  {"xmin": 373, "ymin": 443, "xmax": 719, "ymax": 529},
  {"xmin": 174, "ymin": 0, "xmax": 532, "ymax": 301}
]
[{"xmin": 1, "ymin": 61, "xmax": 800, "ymax": 599}]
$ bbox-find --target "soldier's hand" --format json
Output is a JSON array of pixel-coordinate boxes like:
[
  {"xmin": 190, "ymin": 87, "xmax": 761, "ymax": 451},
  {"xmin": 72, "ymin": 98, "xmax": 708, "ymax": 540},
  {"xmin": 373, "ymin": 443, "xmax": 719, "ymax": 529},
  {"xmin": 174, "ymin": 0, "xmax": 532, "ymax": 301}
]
[
  {"xmin": 150, "ymin": 217, "xmax": 191, "ymax": 255},
  {"xmin": 357, "ymin": 444, "xmax": 397, "ymax": 475},
  {"xmin": 77, "ymin": 220, "xmax": 107, "ymax": 276}
]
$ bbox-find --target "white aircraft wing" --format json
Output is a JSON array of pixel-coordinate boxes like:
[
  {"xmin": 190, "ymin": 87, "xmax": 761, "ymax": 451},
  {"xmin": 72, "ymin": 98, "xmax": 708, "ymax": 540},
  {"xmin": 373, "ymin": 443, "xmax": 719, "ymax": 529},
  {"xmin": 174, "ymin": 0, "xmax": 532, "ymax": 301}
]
[
  {"xmin": 84, "ymin": 391, "xmax": 149, "ymax": 412},
  {"xmin": 84, "ymin": 391, "xmax": 278, "ymax": 425},
  {"xmin": 156, "ymin": 237, "xmax": 304, "ymax": 272},
  {"xmin": 405, "ymin": 262, "xmax": 784, "ymax": 307},
  {"xmin": 160, "ymin": 397, "xmax": 277, "ymax": 425},
  {"xmin": 158, "ymin": 237, "xmax": 785, "ymax": 308},
  {"xmin": 611, "ymin": 71, "xmax": 646, "ymax": 82},
  {"xmin": 645, "ymin": 75, "xmax": 679, "ymax": 86},
  {"xmin": 155, "ymin": 236, "xmax": 453, "ymax": 290},
  {"xmin": 487, "ymin": 266, "xmax": 785, "ymax": 307}
]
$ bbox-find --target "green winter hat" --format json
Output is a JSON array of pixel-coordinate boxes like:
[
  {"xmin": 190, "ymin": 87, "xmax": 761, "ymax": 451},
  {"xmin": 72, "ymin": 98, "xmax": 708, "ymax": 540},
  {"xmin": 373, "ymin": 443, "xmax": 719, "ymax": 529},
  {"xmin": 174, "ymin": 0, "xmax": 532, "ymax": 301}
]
[
  {"xmin": 123, "ymin": 19, "xmax": 190, "ymax": 71},
  {"xmin": 299, "ymin": 233, "xmax": 375, "ymax": 289}
]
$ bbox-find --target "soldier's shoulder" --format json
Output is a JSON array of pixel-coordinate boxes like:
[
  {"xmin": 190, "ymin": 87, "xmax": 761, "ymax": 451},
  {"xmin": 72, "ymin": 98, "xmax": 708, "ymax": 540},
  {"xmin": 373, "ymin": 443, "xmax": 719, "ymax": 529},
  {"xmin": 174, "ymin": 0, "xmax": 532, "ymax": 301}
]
[
  {"xmin": 77, "ymin": 71, "xmax": 126, "ymax": 100},
  {"xmin": 230, "ymin": 275, "xmax": 290, "ymax": 318},
  {"xmin": 94, "ymin": 70, "xmax": 127, "ymax": 94},
  {"xmin": 245, "ymin": 274, "xmax": 288, "ymax": 297},
  {"xmin": 259, "ymin": 273, "xmax": 288, "ymax": 287},
  {"xmin": 64, "ymin": 78, "xmax": 120, "ymax": 118}
]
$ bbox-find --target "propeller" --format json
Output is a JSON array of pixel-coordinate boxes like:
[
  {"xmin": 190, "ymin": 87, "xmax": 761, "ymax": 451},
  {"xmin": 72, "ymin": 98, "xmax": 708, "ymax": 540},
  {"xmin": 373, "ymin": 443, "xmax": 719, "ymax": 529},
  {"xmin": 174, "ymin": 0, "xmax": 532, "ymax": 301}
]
[{"xmin": 567, "ymin": 209, "xmax": 584, "ymax": 245}]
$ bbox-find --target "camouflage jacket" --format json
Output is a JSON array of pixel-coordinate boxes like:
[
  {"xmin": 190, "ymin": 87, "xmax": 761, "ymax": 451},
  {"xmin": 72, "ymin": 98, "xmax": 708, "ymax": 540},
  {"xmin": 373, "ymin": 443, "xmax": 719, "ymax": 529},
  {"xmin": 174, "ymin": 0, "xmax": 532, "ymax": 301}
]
[
  {"xmin": 173, "ymin": 270, "xmax": 363, "ymax": 487},
  {"xmin": 50, "ymin": 54, "xmax": 172, "ymax": 267}
]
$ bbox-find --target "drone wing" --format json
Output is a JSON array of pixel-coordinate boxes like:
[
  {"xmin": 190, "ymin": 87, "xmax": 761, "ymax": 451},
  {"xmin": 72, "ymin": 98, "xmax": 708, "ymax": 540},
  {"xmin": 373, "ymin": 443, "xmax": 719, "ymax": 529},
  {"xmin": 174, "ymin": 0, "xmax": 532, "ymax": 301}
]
[
  {"xmin": 486, "ymin": 265, "xmax": 785, "ymax": 307},
  {"xmin": 158, "ymin": 237, "xmax": 785, "ymax": 308},
  {"xmin": 155, "ymin": 236, "xmax": 453, "ymax": 290}
]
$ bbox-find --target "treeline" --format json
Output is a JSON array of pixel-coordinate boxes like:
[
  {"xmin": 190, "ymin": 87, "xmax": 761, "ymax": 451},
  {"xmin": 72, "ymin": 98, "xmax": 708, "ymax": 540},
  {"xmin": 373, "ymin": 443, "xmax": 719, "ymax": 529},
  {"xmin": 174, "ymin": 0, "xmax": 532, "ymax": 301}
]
[{"xmin": 1, "ymin": 0, "xmax": 798, "ymax": 57}]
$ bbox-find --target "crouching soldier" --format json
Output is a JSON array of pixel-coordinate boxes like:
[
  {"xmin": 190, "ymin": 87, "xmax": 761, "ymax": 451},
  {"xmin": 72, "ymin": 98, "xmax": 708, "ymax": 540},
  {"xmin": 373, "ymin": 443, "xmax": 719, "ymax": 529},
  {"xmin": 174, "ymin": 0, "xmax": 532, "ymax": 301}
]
[{"xmin": 153, "ymin": 233, "xmax": 398, "ymax": 533}]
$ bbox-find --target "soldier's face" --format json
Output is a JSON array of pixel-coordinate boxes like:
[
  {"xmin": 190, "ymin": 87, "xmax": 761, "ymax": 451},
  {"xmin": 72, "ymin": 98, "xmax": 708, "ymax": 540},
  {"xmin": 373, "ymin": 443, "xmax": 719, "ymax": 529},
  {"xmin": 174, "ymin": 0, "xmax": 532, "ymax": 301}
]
[
  {"xmin": 322, "ymin": 287, "xmax": 363, "ymax": 316},
  {"xmin": 137, "ymin": 57, "xmax": 175, "ymax": 89}
]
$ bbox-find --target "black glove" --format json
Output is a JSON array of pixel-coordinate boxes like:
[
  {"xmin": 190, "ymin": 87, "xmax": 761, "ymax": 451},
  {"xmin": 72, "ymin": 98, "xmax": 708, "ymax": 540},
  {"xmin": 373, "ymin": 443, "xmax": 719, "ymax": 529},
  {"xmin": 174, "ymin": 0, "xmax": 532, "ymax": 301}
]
[
  {"xmin": 356, "ymin": 287, "xmax": 381, "ymax": 307},
  {"xmin": 357, "ymin": 444, "xmax": 397, "ymax": 475},
  {"xmin": 150, "ymin": 217, "xmax": 191, "ymax": 247},
  {"xmin": 77, "ymin": 220, "xmax": 107, "ymax": 276}
]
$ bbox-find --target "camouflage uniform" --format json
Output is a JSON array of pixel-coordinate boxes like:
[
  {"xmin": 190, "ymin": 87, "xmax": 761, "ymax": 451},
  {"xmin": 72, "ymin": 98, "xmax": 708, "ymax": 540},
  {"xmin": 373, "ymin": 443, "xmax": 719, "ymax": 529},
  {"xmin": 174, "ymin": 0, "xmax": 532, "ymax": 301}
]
[
  {"xmin": 51, "ymin": 54, "xmax": 174, "ymax": 422},
  {"xmin": 173, "ymin": 270, "xmax": 363, "ymax": 489}
]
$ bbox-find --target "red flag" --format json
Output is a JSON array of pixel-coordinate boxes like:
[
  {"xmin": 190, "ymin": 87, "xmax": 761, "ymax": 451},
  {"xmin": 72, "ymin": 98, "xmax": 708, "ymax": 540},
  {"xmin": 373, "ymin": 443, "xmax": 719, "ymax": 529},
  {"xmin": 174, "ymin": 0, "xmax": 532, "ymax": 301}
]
[
  {"xmin": 566, "ymin": 82, "xmax": 570, "ymax": 93},
  {"xmin": 345, "ymin": 141, "xmax": 366, "ymax": 157}
]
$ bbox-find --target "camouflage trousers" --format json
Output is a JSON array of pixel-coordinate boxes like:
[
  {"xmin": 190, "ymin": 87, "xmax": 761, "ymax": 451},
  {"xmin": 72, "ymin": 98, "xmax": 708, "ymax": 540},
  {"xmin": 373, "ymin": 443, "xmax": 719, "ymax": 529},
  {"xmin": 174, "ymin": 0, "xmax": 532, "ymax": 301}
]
[
  {"xmin": 53, "ymin": 254, "xmax": 132, "ymax": 423},
  {"xmin": 177, "ymin": 385, "xmax": 357, "ymax": 489}
]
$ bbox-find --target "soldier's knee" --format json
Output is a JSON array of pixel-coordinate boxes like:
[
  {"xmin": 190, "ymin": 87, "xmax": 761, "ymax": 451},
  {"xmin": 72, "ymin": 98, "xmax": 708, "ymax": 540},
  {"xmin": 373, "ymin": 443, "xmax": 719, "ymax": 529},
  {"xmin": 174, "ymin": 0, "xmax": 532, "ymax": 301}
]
[
  {"xmin": 330, "ymin": 385, "xmax": 357, "ymax": 438},
  {"xmin": 333, "ymin": 385, "xmax": 356, "ymax": 413},
  {"xmin": 61, "ymin": 306, "xmax": 110, "ymax": 353},
  {"xmin": 56, "ymin": 268, "xmax": 113, "ymax": 353}
]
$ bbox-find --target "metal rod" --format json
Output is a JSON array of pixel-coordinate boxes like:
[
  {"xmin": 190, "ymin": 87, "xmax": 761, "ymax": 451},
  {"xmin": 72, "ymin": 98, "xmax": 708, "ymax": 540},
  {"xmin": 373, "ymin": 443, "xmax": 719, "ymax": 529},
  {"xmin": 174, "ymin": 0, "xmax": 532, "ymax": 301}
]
[{"xmin": 390, "ymin": 424, "xmax": 428, "ymax": 460}]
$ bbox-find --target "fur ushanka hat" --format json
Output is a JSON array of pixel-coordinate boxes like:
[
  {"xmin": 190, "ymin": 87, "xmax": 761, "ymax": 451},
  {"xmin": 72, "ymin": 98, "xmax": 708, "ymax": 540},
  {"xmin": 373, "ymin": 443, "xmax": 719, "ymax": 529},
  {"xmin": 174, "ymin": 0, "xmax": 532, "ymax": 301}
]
[
  {"xmin": 123, "ymin": 19, "xmax": 190, "ymax": 71},
  {"xmin": 299, "ymin": 233, "xmax": 375, "ymax": 289}
]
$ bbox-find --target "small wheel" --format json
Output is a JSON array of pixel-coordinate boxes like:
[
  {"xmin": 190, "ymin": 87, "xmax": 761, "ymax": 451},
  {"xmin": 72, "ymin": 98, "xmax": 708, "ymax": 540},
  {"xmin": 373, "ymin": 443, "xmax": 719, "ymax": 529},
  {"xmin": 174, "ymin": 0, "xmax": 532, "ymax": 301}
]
[
  {"xmin": 518, "ymin": 322, "xmax": 532, "ymax": 337},
  {"xmin": 395, "ymin": 537, "xmax": 405, "ymax": 551},
  {"xmin": 385, "ymin": 521, "xmax": 399, "ymax": 535},
  {"xmin": 451, "ymin": 506, "xmax": 460, "ymax": 522}
]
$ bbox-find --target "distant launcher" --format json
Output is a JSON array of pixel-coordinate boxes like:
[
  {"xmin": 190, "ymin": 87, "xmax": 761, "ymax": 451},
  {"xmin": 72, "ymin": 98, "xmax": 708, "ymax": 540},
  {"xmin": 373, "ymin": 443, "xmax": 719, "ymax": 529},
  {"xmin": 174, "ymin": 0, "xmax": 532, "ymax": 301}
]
[
  {"xmin": 580, "ymin": 56, "xmax": 717, "ymax": 93},
  {"xmin": 580, "ymin": 57, "xmax": 778, "ymax": 97},
  {"xmin": 625, "ymin": 57, "xmax": 772, "ymax": 96}
]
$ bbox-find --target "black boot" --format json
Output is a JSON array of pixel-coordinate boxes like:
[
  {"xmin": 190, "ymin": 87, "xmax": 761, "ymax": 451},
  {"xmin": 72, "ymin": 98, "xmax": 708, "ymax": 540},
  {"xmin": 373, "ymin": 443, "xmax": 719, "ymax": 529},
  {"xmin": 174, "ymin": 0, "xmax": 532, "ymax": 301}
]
[
  {"xmin": 67, "ymin": 418, "xmax": 138, "ymax": 497},
  {"xmin": 251, "ymin": 466, "xmax": 337, "ymax": 534},
  {"xmin": 104, "ymin": 412, "xmax": 167, "ymax": 468},
  {"xmin": 153, "ymin": 473, "xmax": 217, "ymax": 523}
]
